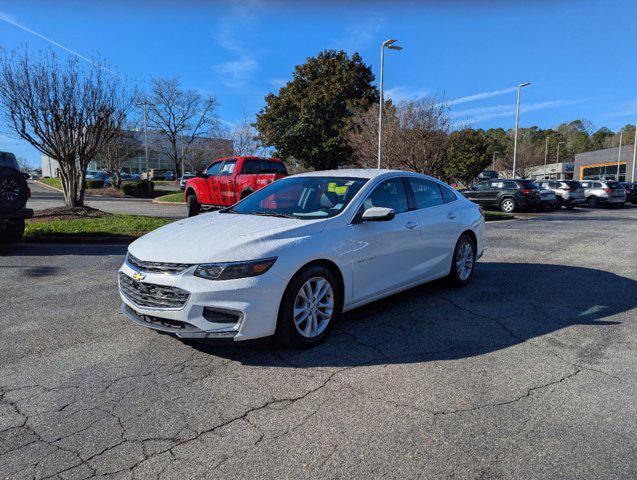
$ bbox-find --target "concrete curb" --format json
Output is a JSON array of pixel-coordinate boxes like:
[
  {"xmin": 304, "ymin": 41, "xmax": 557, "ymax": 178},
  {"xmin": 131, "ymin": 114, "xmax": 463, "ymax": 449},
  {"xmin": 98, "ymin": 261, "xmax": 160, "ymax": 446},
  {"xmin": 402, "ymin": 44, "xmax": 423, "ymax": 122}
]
[
  {"xmin": 152, "ymin": 198, "xmax": 186, "ymax": 205},
  {"xmin": 33, "ymin": 180, "xmax": 63, "ymax": 193}
]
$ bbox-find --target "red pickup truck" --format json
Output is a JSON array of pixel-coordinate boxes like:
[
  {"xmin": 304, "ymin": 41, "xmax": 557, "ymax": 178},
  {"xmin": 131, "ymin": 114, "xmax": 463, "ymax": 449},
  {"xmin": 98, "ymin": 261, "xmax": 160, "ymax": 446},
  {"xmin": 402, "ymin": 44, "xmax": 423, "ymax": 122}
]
[{"xmin": 184, "ymin": 156, "xmax": 288, "ymax": 216}]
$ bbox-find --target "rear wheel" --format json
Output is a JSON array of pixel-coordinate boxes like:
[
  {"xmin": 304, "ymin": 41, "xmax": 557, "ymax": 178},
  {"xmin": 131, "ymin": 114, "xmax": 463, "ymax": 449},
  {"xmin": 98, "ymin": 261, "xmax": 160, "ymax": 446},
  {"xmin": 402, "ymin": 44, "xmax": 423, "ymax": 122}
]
[
  {"xmin": 0, "ymin": 219, "xmax": 25, "ymax": 244},
  {"xmin": 448, "ymin": 234, "xmax": 476, "ymax": 287},
  {"xmin": 275, "ymin": 265, "xmax": 342, "ymax": 348},
  {"xmin": 566, "ymin": 203, "xmax": 575, "ymax": 210},
  {"xmin": 0, "ymin": 168, "xmax": 29, "ymax": 212},
  {"xmin": 500, "ymin": 197, "xmax": 517, "ymax": 213},
  {"xmin": 186, "ymin": 193, "xmax": 200, "ymax": 217},
  {"xmin": 587, "ymin": 196, "xmax": 599, "ymax": 208}
]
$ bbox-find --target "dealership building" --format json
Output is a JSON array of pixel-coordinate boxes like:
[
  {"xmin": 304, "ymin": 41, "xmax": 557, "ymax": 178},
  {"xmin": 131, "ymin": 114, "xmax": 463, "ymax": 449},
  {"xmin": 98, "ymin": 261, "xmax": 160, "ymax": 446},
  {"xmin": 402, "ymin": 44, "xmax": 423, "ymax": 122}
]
[{"xmin": 573, "ymin": 144, "xmax": 636, "ymax": 182}]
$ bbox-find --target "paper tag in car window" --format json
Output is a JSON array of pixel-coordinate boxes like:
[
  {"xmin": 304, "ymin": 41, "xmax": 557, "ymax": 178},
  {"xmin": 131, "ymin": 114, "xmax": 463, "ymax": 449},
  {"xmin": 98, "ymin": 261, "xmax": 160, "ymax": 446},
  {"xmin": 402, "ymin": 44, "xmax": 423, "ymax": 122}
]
[{"xmin": 328, "ymin": 182, "xmax": 348, "ymax": 195}]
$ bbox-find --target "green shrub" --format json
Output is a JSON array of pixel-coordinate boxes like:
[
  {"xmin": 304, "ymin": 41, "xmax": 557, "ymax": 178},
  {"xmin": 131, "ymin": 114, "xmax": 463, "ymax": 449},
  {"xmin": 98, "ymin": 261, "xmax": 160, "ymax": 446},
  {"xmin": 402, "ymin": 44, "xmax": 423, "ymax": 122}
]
[
  {"xmin": 121, "ymin": 180, "xmax": 154, "ymax": 197},
  {"xmin": 86, "ymin": 179, "xmax": 105, "ymax": 189}
]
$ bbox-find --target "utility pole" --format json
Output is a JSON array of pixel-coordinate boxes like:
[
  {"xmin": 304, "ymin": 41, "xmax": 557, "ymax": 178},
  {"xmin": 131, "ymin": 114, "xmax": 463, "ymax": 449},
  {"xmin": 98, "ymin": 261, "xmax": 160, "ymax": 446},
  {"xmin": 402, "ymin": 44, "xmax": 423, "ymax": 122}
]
[
  {"xmin": 140, "ymin": 101, "xmax": 150, "ymax": 173},
  {"xmin": 377, "ymin": 39, "xmax": 402, "ymax": 169},
  {"xmin": 626, "ymin": 123, "xmax": 637, "ymax": 182},
  {"xmin": 616, "ymin": 129, "xmax": 623, "ymax": 181},
  {"xmin": 512, "ymin": 82, "xmax": 531, "ymax": 178},
  {"xmin": 543, "ymin": 137, "xmax": 549, "ymax": 178}
]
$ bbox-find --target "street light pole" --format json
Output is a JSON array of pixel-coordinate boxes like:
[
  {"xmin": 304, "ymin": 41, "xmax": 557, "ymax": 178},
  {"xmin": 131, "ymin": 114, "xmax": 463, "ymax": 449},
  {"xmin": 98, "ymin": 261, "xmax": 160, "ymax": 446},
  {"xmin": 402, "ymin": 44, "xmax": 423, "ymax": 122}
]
[
  {"xmin": 616, "ymin": 129, "xmax": 623, "ymax": 181},
  {"xmin": 556, "ymin": 141, "xmax": 564, "ymax": 164},
  {"xmin": 543, "ymin": 137, "xmax": 549, "ymax": 178},
  {"xmin": 377, "ymin": 39, "xmax": 402, "ymax": 169},
  {"xmin": 142, "ymin": 101, "xmax": 149, "ymax": 173},
  {"xmin": 512, "ymin": 82, "xmax": 531, "ymax": 178},
  {"xmin": 626, "ymin": 123, "xmax": 637, "ymax": 182}
]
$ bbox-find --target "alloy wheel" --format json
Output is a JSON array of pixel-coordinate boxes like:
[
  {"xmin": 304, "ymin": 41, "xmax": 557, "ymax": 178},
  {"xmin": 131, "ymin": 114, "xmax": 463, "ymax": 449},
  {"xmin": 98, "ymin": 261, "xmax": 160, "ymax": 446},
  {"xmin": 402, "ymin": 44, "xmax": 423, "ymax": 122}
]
[
  {"xmin": 293, "ymin": 276, "xmax": 334, "ymax": 338},
  {"xmin": 501, "ymin": 199, "xmax": 515, "ymax": 213},
  {"xmin": 0, "ymin": 178, "xmax": 20, "ymax": 201},
  {"xmin": 456, "ymin": 241, "xmax": 474, "ymax": 281}
]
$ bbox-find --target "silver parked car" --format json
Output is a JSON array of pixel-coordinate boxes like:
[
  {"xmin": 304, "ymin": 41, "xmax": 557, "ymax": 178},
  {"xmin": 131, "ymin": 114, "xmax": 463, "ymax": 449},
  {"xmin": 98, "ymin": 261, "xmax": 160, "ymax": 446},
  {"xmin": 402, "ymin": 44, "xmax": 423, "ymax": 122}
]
[
  {"xmin": 537, "ymin": 180, "xmax": 585, "ymax": 209},
  {"xmin": 580, "ymin": 180, "xmax": 626, "ymax": 208}
]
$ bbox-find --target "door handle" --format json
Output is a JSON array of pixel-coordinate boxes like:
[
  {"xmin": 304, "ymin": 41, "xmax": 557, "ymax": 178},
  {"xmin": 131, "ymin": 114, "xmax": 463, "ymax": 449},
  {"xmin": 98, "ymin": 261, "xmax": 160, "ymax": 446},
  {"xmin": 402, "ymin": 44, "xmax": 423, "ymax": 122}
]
[
  {"xmin": 405, "ymin": 221, "xmax": 418, "ymax": 230},
  {"xmin": 447, "ymin": 213, "xmax": 457, "ymax": 220}
]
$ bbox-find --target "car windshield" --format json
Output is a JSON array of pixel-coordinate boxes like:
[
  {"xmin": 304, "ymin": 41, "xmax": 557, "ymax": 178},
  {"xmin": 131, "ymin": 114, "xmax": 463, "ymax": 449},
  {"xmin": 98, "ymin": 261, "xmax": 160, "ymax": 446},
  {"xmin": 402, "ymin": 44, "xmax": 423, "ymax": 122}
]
[{"xmin": 223, "ymin": 176, "xmax": 368, "ymax": 219}]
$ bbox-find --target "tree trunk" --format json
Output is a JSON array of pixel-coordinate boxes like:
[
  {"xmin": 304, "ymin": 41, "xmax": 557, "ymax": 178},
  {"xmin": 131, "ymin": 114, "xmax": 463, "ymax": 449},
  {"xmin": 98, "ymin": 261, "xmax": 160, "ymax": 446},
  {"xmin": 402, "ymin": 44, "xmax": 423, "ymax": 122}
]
[
  {"xmin": 58, "ymin": 158, "xmax": 87, "ymax": 208},
  {"xmin": 114, "ymin": 170, "xmax": 122, "ymax": 188}
]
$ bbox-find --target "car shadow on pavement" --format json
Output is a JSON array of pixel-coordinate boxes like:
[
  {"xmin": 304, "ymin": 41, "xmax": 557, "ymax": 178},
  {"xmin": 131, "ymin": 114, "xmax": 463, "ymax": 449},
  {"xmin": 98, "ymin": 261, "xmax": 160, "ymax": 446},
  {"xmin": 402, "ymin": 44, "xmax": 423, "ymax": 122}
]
[
  {"xmin": 190, "ymin": 262, "xmax": 634, "ymax": 368},
  {"xmin": 0, "ymin": 243, "xmax": 128, "ymax": 257}
]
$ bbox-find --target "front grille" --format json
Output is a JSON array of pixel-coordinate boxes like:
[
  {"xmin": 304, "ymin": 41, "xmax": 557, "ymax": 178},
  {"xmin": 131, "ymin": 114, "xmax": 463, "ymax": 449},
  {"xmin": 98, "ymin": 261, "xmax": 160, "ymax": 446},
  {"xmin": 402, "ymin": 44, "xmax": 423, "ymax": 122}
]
[
  {"xmin": 119, "ymin": 272, "xmax": 190, "ymax": 309},
  {"xmin": 127, "ymin": 253, "xmax": 191, "ymax": 275}
]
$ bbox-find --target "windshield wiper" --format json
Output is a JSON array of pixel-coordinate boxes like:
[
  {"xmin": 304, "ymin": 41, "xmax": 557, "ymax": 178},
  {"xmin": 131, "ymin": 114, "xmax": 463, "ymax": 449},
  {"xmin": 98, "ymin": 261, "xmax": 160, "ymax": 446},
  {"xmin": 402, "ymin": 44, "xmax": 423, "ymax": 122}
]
[{"xmin": 250, "ymin": 211, "xmax": 296, "ymax": 219}]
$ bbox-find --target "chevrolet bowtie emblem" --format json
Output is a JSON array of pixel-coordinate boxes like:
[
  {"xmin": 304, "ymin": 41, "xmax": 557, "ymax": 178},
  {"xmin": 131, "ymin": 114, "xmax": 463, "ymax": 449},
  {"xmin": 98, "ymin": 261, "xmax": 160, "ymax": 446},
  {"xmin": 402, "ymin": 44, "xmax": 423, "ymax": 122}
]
[{"xmin": 132, "ymin": 272, "xmax": 145, "ymax": 281}]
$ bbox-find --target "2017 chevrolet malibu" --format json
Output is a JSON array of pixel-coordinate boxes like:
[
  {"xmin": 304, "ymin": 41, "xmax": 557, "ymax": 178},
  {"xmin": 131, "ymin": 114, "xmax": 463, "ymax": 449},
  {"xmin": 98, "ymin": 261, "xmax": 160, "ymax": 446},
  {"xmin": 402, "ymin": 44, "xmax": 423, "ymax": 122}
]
[{"xmin": 118, "ymin": 169, "xmax": 485, "ymax": 347}]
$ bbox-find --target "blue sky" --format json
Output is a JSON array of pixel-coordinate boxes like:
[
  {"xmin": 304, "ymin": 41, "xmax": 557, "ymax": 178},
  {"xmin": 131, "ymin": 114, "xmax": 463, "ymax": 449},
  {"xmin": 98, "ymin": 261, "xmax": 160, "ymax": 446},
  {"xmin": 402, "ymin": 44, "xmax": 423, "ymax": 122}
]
[{"xmin": 1, "ymin": 0, "xmax": 636, "ymax": 167}]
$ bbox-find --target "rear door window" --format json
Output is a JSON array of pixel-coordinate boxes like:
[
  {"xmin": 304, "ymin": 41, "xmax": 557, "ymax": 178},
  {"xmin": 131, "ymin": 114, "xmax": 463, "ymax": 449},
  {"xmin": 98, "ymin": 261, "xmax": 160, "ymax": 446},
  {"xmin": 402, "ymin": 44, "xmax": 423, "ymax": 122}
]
[
  {"xmin": 406, "ymin": 177, "xmax": 444, "ymax": 209},
  {"xmin": 219, "ymin": 160, "xmax": 237, "ymax": 176}
]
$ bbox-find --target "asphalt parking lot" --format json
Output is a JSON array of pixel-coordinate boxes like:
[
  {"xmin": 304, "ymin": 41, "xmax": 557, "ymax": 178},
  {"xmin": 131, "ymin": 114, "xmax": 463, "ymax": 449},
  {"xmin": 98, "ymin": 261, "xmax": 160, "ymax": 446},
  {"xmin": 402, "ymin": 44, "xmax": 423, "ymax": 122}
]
[{"xmin": 1, "ymin": 206, "xmax": 635, "ymax": 479}]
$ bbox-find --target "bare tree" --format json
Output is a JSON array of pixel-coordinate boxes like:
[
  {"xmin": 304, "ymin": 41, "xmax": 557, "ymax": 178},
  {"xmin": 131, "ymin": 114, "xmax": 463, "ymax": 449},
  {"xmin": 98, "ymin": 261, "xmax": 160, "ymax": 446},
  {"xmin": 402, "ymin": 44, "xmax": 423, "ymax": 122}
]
[
  {"xmin": 348, "ymin": 97, "xmax": 451, "ymax": 177},
  {"xmin": 0, "ymin": 49, "xmax": 130, "ymax": 207},
  {"xmin": 231, "ymin": 114, "xmax": 264, "ymax": 156},
  {"xmin": 16, "ymin": 157, "xmax": 30, "ymax": 173},
  {"xmin": 144, "ymin": 78, "xmax": 219, "ymax": 174},
  {"xmin": 95, "ymin": 126, "xmax": 142, "ymax": 187},
  {"xmin": 182, "ymin": 138, "xmax": 233, "ymax": 172},
  {"xmin": 494, "ymin": 140, "xmax": 543, "ymax": 178}
]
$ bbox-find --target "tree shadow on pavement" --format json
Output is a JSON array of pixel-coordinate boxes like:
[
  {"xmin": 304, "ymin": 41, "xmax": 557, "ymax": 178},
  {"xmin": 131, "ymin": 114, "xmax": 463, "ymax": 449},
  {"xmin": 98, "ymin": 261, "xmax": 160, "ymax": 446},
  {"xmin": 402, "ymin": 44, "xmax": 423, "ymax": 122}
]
[
  {"xmin": 190, "ymin": 262, "xmax": 634, "ymax": 368},
  {"xmin": 0, "ymin": 243, "xmax": 128, "ymax": 257}
]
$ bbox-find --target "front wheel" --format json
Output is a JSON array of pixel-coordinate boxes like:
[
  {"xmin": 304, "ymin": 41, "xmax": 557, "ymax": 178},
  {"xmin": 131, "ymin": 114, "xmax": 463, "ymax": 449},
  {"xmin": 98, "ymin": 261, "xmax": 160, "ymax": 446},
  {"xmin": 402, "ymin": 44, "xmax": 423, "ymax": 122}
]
[
  {"xmin": 276, "ymin": 265, "xmax": 342, "ymax": 348},
  {"xmin": 587, "ymin": 196, "xmax": 599, "ymax": 208},
  {"xmin": 186, "ymin": 194, "xmax": 200, "ymax": 217},
  {"xmin": 500, "ymin": 198, "xmax": 517, "ymax": 213},
  {"xmin": 448, "ymin": 234, "xmax": 476, "ymax": 287}
]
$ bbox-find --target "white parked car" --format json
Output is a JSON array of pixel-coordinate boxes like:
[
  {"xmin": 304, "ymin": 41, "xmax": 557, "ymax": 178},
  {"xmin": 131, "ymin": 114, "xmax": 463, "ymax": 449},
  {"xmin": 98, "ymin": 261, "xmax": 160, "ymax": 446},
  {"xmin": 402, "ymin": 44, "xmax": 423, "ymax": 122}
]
[{"xmin": 118, "ymin": 170, "xmax": 485, "ymax": 347}]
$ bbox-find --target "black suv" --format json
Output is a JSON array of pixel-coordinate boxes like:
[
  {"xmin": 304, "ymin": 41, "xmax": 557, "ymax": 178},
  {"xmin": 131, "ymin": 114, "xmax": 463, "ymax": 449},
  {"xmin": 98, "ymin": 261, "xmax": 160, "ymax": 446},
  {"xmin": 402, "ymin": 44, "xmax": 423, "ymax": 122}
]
[
  {"xmin": 620, "ymin": 182, "xmax": 637, "ymax": 204},
  {"xmin": 1, "ymin": 151, "xmax": 32, "ymax": 243},
  {"xmin": 461, "ymin": 179, "xmax": 541, "ymax": 213}
]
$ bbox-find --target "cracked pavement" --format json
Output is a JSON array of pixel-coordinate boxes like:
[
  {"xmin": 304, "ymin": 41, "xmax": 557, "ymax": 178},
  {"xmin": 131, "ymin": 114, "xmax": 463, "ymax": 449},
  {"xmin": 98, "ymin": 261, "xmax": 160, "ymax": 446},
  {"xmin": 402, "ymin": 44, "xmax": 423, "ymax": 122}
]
[{"xmin": 1, "ymin": 206, "xmax": 636, "ymax": 479}]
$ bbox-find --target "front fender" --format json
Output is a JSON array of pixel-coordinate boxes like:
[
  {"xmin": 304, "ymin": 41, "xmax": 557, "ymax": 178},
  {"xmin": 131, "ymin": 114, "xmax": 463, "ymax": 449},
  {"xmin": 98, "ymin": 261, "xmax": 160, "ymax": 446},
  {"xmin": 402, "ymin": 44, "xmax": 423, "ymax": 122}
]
[{"xmin": 185, "ymin": 178, "xmax": 209, "ymax": 203}]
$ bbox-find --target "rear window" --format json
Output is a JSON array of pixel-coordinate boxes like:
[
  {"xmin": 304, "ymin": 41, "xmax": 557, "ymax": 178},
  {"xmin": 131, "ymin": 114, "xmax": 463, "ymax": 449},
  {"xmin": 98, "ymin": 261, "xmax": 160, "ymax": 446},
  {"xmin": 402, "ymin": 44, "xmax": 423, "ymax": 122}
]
[
  {"xmin": 606, "ymin": 181, "xmax": 622, "ymax": 189},
  {"xmin": 564, "ymin": 181, "xmax": 581, "ymax": 189},
  {"xmin": 242, "ymin": 159, "xmax": 287, "ymax": 175},
  {"xmin": 517, "ymin": 180, "xmax": 538, "ymax": 189}
]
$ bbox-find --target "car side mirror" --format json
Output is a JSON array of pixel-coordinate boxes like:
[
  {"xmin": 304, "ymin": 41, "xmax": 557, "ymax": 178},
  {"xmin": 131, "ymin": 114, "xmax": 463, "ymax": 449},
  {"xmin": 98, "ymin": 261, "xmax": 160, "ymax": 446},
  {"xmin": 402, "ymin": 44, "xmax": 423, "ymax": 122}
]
[{"xmin": 361, "ymin": 207, "xmax": 395, "ymax": 222}]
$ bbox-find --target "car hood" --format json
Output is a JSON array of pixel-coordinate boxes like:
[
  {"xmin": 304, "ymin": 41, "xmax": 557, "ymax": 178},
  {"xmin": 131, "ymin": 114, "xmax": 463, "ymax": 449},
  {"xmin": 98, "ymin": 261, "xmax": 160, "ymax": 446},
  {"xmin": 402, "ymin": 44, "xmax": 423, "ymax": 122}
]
[{"xmin": 128, "ymin": 212, "xmax": 326, "ymax": 264}]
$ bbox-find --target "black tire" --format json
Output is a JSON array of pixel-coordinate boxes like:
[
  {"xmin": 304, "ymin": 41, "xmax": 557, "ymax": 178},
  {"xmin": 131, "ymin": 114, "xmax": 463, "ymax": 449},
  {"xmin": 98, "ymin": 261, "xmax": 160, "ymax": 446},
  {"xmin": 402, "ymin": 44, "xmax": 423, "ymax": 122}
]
[
  {"xmin": 0, "ymin": 219, "xmax": 25, "ymax": 244},
  {"xmin": 275, "ymin": 264, "xmax": 342, "ymax": 348},
  {"xmin": 500, "ymin": 197, "xmax": 517, "ymax": 213},
  {"xmin": 587, "ymin": 196, "xmax": 599, "ymax": 208},
  {"xmin": 186, "ymin": 193, "xmax": 200, "ymax": 217},
  {"xmin": 448, "ymin": 234, "xmax": 477, "ymax": 287},
  {"xmin": 0, "ymin": 167, "xmax": 29, "ymax": 212},
  {"xmin": 566, "ymin": 204, "xmax": 575, "ymax": 210}
]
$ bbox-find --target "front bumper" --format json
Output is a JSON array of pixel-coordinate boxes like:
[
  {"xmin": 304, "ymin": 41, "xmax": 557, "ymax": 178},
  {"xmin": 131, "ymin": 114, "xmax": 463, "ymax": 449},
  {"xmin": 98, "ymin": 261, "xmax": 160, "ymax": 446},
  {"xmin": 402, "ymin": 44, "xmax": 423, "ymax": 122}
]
[{"xmin": 118, "ymin": 260, "xmax": 287, "ymax": 341}]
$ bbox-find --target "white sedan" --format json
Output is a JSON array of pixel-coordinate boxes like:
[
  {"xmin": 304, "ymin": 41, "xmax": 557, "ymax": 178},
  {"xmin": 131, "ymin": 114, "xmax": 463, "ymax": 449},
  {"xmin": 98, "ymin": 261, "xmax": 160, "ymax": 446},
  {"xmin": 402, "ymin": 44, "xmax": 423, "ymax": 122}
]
[{"xmin": 118, "ymin": 169, "xmax": 485, "ymax": 347}]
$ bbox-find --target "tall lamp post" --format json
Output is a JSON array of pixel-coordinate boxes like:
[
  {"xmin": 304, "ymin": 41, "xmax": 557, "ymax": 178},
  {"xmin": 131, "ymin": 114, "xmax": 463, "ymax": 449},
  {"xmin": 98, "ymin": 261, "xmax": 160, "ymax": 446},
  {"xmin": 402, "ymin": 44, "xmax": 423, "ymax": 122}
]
[
  {"xmin": 512, "ymin": 82, "xmax": 531, "ymax": 178},
  {"xmin": 626, "ymin": 123, "xmax": 637, "ymax": 182},
  {"xmin": 138, "ymin": 100, "xmax": 150, "ymax": 174},
  {"xmin": 543, "ymin": 137, "xmax": 549, "ymax": 178},
  {"xmin": 616, "ymin": 129, "xmax": 623, "ymax": 181},
  {"xmin": 556, "ymin": 141, "xmax": 565, "ymax": 163},
  {"xmin": 378, "ymin": 38, "xmax": 403, "ymax": 169}
]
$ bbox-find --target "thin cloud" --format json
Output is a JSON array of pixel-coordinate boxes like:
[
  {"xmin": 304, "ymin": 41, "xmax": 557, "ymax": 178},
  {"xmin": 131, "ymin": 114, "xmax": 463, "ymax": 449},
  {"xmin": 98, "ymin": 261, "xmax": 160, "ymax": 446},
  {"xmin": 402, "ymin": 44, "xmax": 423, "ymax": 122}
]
[
  {"xmin": 0, "ymin": 11, "xmax": 93, "ymax": 64},
  {"xmin": 601, "ymin": 101, "xmax": 637, "ymax": 120},
  {"xmin": 448, "ymin": 86, "xmax": 518, "ymax": 106},
  {"xmin": 384, "ymin": 85, "xmax": 428, "ymax": 102},
  {"xmin": 454, "ymin": 99, "xmax": 586, "ymax": 125},
  {"xmin": 334, "ymin": 13, "xmax": 386, "ymax": 52}
]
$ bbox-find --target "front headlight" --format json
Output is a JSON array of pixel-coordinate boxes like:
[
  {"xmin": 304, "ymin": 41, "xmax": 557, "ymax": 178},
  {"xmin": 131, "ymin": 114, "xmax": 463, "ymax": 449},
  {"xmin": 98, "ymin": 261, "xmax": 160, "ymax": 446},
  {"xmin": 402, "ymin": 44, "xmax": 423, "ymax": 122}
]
[{"xmin": 193, "ymin": 257, "xmax": 277, "ymax": 280}]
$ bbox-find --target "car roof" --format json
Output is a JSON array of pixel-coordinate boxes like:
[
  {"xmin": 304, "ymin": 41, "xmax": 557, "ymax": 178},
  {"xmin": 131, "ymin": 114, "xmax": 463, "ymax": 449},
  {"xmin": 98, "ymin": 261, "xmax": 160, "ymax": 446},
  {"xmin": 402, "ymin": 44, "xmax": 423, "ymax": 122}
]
[{"xmin": 290, "ymin": 168, "xmax": 434, "ymax": 181}]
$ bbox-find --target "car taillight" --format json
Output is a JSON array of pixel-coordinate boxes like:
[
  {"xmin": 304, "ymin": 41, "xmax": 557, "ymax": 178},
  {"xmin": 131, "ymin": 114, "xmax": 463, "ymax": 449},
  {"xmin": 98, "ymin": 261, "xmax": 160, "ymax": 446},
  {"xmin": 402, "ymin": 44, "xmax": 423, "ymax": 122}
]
[
  {"xmin": 520, "ymin": 189, "xmax": 532, "ymax": 195},
  {"xmin": 603, "ymin": 188, "xmax": 612, "ymax": 193},
  {"xmin": 562, "ymin": 187, "xmax": 571, "ymax": 191}
]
